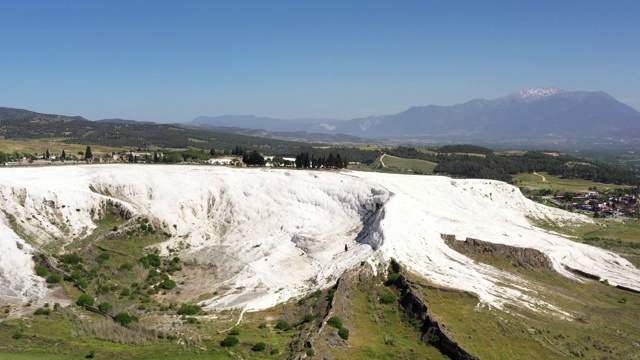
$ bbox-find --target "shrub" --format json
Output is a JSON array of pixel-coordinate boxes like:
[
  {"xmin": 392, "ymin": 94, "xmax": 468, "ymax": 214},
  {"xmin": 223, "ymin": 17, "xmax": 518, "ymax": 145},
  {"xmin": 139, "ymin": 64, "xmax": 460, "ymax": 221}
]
[
  {"xmin": 186, "ymin": 317, "xmax": 201, "ymax": 324},
  {"xmin": 306, "ymin": 348, "xmax": 315, "ymax": 356},
  {"xmin": 338, "ymin": 327, "xmax": 350, "ymax": 340},
  {"xmin": 380, "ymin": 291, "xmax": 397, "ymax": 304},
  {"xmin": 303, "ymin": 314, "xmax": 315, "ymax": 323},
  {"xmin": 251, "ymin": 341, "xmax": 267, "ymax": 352},
  {"xmin": 76, "ymin": 278, "xmax": 89, "ymax": 289},
  {"xmin": 114, "ymin": 312, "xmax": 133, "ymax": 326},
  {"xmin": 60, "ymin": 253, "xmax": 82, "ymax": 265},
  {"xmin": 270, "ymin": 348, "xmax": 279, "ymax": 355},
  {"xmin": 34, "ymin": 307, "xmax": 51, "ymax": 316},
  {"xmin": 98, "ymin": 302, "xmax": 112, "ymax": 312},
  {"xmin": 327, "ymin": 316, "xmax": 343, "ymax": 329},
  {"xmin": 147, "ymin": 269, "xmax": 161, "ymax": 280},
  {"xmin": 120, "ymin": 263, "xmax": 134, "ymax": 271},
  {"xmin": 274, "ymin": 320, "xmax": 290, "ymax": 331},
  {"xmin": 35, "ymin": 266, "xmax": 48, "ymax": 277},
  {"xmin": 159, "ymin": 279, "xmax": 176, "ymax": 290},
  {"xmin": 146, "ymin": 253, "xmax": 161, "ymax": 267},
  {"xmin": 12, "ymin": 331, "xmax": 22, "ymax": 339},
  {"xmin": 385, "ymin": 273, "xmax": 402, "ymax": 286},
  {"xmin": 177, "ymin": 304, "xmax": 201, "ymax": 315},
  {"xmin": 76, "ymin": 294, "xmax": 94, "ymax": 307},
  {"xmin": 46, "ymin": 274, "xmax": 61, "ymax": 284},
  {"xmin": 327, "ymin": 288, "xmax": 336, "ymax": 301},
  {"xmin": 229, "ymin": 326, "xmax": 240, "ymax": 335},
  {"xmin": 98, "ymin": 253, "xmax": 110, "ymax": 261},
  {"xmin": 220, "ymin": 335, "xmax": 239, "ymax": 347}
]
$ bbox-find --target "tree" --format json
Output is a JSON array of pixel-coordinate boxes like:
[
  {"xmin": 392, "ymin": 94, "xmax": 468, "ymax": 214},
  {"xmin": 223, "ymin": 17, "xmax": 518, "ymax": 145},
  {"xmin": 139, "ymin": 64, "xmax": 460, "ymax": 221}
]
[
  {"xmin": 46, "ymin": 274, "xmax": 61, "ymax": 284},
  {"xmin": 76, "ymin": 294, "xmax": 95, "ymax": 307},
  {"xmin": 98, "ymin": 302, "xmax": 112, "ymax": 312},
  {"xmin": 159, "ymin": 279, "xmax": 176, "ymax": 290},
  {"xmin": 61, "ymin": 253, "xmax": 82, "ymax": 264},
  {"xmin": 209, "ymin": 148, "xmax": 216, "ymax": 156},
  {"xmin": 45, "ymin": 148, "xmax": 50, "ymax": 159},
  {"xmin": 275, "ymin": 320, "xmax": 291, "ymax": 330},
  {"xmin": 243, "ymin": 150, "xmax": 265, "ymax": 166},
  {"xmin": 338, "ymin": 327, "xmax": 350, "ymax": 340},
  {"xmin": 177, "ymin": 304, "xmax": 201, "ymax": 315},
  {"xmin": 220, "ymin": 335, "xmax": 239, "ymax": 347},
  {"xmin": 85, "ymin": 146, "xmax": 93, "ymax": 160},
  {"xmin": 114, "ymin": 312, "xmax": 133, "ymax": 326},
  {"xmin": 61, "ymin": 149, "xmax": 66, "ymax": 161},
  {"xmin": 380, "ymin": 291, "xmax": 397, "ymax": 304},
  {"xmin": 271, "ymin": 156, "xmax": 284, "ymax": 167},
  {"xmin": 251, "ymin": 342, "xmax": 267, "ymax": 352},
  {"xmin": 327, "ymin": 316, "xmax": 343, "ymax": 329}
]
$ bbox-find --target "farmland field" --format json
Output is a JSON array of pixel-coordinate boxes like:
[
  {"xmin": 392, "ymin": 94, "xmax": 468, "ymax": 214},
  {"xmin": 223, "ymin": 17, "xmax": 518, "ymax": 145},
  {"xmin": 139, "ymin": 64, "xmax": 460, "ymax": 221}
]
[
  {"xmin": 380, "ymin": 154, "xmax": 437, "ymax": 174},
  {"xmin": 513, "ymin": 172, "xmax": 621, "ymax": 193},
  {"xmin": 0, "ymin": 139, "xmax": 125, "ymax": 156}
]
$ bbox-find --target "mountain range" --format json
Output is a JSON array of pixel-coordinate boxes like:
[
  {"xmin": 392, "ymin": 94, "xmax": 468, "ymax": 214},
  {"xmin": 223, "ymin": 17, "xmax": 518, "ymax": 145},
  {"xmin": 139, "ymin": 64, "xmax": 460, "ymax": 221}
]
[
  {"xmin": 190, "ymin": 88, "xmax": 640, "ymax": 141},
  {"xmin": 3, "ymin": 88, "xmax": 640, "ymax": 144}
]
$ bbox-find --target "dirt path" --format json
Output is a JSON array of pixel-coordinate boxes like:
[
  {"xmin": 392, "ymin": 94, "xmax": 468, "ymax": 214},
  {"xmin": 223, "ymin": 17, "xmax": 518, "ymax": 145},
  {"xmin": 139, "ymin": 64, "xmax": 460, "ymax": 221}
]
[
  {"xmin": 533, "ymin": 172, "xmax": 547, "ymax": 182},
  {"xmin": 379, "ymin": 153, "xmax": 387, "ymax": 168}
]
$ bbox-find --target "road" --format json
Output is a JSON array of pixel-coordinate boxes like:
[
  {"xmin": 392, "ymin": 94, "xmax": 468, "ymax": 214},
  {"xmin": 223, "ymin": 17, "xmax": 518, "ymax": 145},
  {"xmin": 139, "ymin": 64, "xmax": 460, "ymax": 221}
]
[
  {"xmin": 533, "ymin": 172, "xmax": 547, "ymax": 182},
  {"xmin": 379, "ymin": 153, "xmax": 387, "ymax": 168}
]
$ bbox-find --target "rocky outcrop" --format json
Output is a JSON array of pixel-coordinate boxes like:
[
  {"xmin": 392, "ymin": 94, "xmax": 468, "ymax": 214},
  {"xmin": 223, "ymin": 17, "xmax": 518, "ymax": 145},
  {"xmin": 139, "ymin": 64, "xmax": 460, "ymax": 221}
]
[
  {"xmin": 389, "ymin": 260, "xmax": 479, "ymax": 360},
  {"xmin": 616, "ymin": 285, "xmax": 640, "ymax": 294},
  {"xmin": 442, "ymin": 234, "xmax": 553, "ymax": 270},
  {"xmin": 563, "ymin": 264, "xmax": 601, "ymax": 280}
]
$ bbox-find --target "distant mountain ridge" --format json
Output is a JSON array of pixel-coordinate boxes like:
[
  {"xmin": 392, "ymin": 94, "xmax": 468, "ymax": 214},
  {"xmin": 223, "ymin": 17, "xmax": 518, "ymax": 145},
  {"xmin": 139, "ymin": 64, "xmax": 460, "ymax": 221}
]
[
  {"xmin": 0, "ymin": 107, "xmax": 86, "ymax": 122},
  {"xmin": 190, "ymin": 115, "xmax": 343, "ymax": 133},
  {"xmin": 191, "ymin": 88, "xmax": 640, "ymax": 141},
  {"xmin": 2, "ymin": 88, "xmax": 639, "ymax": 143}
]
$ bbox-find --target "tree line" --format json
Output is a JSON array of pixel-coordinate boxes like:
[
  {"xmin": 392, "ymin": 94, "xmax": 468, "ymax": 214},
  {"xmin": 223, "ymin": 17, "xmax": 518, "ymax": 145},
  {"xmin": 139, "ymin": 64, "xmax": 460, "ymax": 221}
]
[
  {"xmin": 295, "ymin": 152, "xmax": 348, "ymax": 169},
  {"xmin": 383, "ymin": 145, "xmax": 640, "ymax": 185}
]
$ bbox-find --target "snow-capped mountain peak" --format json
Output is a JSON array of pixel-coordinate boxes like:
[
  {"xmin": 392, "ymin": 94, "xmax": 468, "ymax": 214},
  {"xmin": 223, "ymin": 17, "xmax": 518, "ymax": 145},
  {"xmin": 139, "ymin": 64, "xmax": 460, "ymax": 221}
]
[{"xmin": 507, "ymin": 87, "xmax": 566, "ymax": 100}]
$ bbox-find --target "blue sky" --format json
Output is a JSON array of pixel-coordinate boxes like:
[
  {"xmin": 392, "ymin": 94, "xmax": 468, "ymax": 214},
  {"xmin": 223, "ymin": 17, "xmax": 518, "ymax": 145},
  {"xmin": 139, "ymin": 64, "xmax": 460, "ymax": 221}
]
[{"xmin": 1, "ymin": 0, "xmax": 639, "ymax": 122}]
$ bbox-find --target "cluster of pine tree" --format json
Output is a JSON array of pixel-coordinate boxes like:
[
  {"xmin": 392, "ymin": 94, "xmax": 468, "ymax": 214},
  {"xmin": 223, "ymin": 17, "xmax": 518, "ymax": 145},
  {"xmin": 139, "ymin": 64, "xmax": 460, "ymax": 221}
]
[
  {"xmin": 232, "ymin": 146, "xmax": 246, "ymax": 156},
  {"xmin": 242, "ymin": 150, "xmax": 265, "ymax": 165},
  {"xmin": 295, "ymin": 152, "xmax": 348, "ymax": 169},
  {"xmin": 438, "ymin": 144, "xmax": 495, "ymax": 155}
]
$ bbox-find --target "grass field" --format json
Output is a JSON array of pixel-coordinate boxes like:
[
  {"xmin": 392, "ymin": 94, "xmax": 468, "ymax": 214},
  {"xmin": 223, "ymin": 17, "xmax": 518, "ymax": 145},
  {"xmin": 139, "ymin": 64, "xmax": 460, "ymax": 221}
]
[
  {"xmin": 322, "ymin": 268, "xmax": 447, "ymax": 360},
  {"xmin": 353, "ymin": 145, "xmax": 384, "ymax": 151},
  {"xmin": 530, "ymin": 216, "xmax": 640, "ymax": 267},
  {"xmin": 0, "ymin": 139, "xmax": 125, "ymax": 156},
  {"xmin": 380, "ymin": 154, "xmax": 437, "ymax": 174},
  {"xmin": 407, "ymin": 244, "xmax": 640, "ymax": 360},
  {"xmin": 514, "ymin": 172, "xmax": 619, "ymax": 193}
]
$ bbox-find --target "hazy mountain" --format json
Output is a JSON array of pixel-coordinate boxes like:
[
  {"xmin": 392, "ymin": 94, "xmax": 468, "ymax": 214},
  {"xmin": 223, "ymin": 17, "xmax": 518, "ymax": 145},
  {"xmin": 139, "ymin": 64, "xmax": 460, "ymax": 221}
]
[
  {"xmin": 192, "ymin": 89, "xmax": 640, "ymax": 141},
  {"xmin": 328, "ymin": 88, "xmax": 640, "ymax": 140},
  {"xmin": 184, "ymin": 123, "xmax": 374, "ymax": 144},
  {"xmin": 190, "ymin": 115, "xmax": 343, "ymax": 132},
  {"xmin": 97, "ymin": 118, "xmax": 157, "ymax": 125}
]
